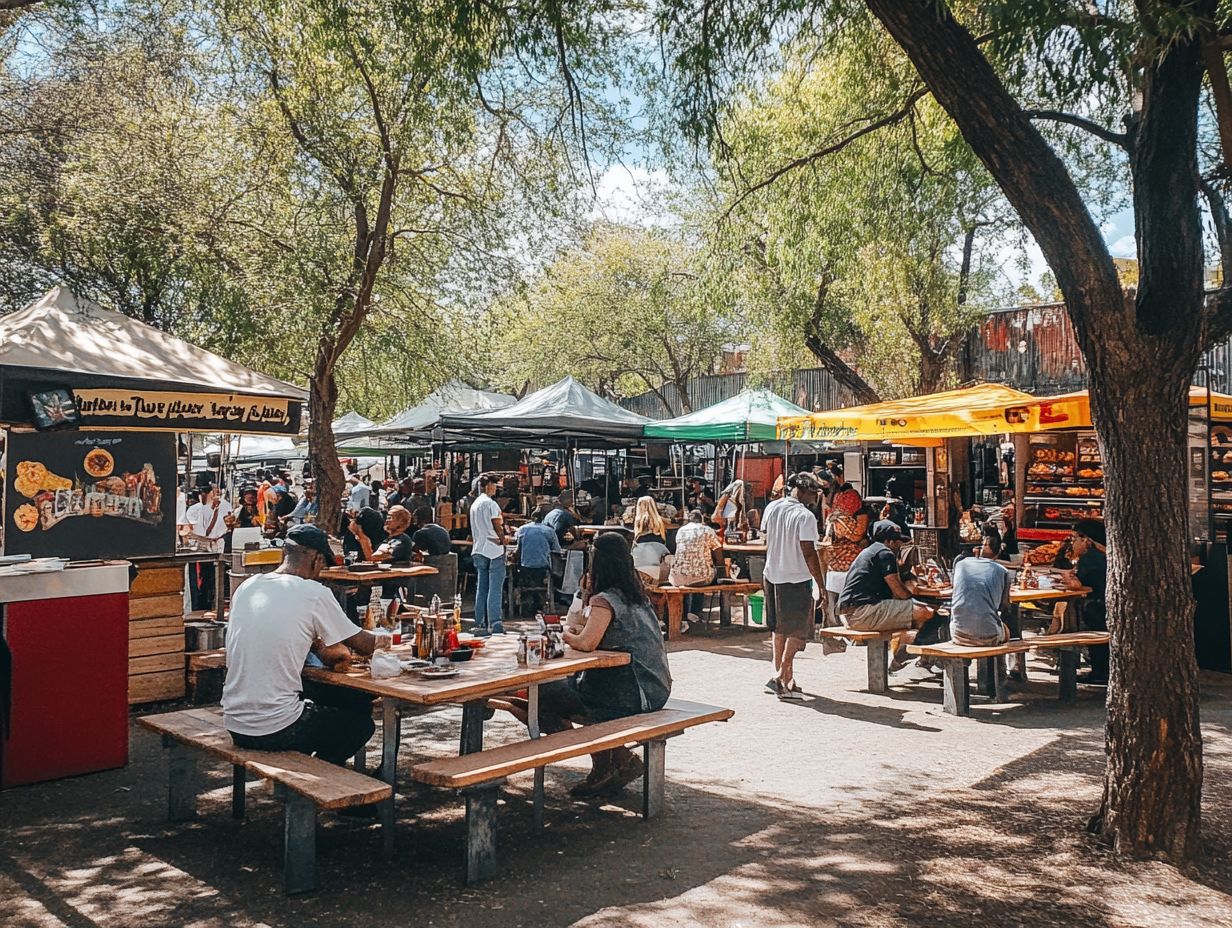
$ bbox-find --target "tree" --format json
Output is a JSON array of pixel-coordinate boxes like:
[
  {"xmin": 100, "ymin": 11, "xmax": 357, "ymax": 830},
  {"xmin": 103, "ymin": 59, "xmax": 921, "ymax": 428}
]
[
  {"xmin": 490, "ymin": 223, "xmax": 737, "ymax": 412},
  {"xmin": 703, "ymin": 35, "xmax": 1009, "ymax": 401},
  {"xmin": 660, "ymin": 0, "xmax": 1229, "ymax": 860}
]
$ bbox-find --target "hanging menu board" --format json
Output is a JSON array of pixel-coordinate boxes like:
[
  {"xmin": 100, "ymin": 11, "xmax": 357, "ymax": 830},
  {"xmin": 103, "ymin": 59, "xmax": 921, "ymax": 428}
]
[{"xmin": 3, "ymin": 430, "xmax": 176, "ymax": 559}]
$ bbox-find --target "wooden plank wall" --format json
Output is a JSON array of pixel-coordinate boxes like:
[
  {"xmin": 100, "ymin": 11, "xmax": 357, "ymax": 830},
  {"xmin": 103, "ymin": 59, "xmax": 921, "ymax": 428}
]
[{"xmin": 129, "ymin": 564, "xmax": 186, "ymax": 704}]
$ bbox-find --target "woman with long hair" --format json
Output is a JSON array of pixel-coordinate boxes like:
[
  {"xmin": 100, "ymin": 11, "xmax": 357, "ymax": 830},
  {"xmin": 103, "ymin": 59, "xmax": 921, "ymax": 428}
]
[
  {"xmin": 632, "ymin": 495, "xmax": 666, "ymax": 544},
  {"xmin": 516, "ymin": 532, "xmax": 673, "ymax": 798}
]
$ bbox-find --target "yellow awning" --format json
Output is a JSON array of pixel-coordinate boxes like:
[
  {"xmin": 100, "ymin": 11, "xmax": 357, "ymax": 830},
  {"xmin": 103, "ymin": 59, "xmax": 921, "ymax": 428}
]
[
  {"xmin": 776, "ymin": 384, "xmax": 1036, "ymax": 441},
  {"xmin": 777, "ymin": 383, "xmax": 1232, "ymax": 441}
]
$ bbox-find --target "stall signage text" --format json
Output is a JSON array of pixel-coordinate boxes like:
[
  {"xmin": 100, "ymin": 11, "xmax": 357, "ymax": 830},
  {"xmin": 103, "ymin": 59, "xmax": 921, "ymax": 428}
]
[{"xmin": 73, "ymin": 389, "xmax": 295, "ymax": 430}]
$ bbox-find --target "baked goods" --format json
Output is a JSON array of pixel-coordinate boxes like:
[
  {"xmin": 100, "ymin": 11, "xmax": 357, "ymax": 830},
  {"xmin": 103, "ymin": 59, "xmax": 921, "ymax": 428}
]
[
  {"xmin": 1027, "ymin": 541, "xmax": 1063, "ymax": 565},
  {"xmin": 1215, "ymin": 471, "xmax": 1231, "ymax": 482},
  {"xmin": 1078, "ymin": 468, "xmax": 1103, "ymax": 479},
  {"xmin": 13, "ymin": 504, "xmax": 38, "ymax": 532},
  {"xmin": 83, "ymin": 448, "xmax": 114, "ymax": 478}
]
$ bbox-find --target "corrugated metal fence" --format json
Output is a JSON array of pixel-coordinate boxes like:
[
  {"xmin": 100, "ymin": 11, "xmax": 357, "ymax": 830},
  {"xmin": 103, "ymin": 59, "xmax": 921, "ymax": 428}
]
[
  {"xmin": 621, "ymin": 369, "xmax": 856, "ymax": 419},
  {"xmin": 621, "ymin": 304, "xmax": 1232, "ymax": 416}
]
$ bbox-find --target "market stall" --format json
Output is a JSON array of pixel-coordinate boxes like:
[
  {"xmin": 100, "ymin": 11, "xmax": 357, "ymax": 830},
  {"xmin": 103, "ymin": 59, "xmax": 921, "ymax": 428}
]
[{"xmin": 0, "ymin": 287, "xmax": 307, "ymax": 769}]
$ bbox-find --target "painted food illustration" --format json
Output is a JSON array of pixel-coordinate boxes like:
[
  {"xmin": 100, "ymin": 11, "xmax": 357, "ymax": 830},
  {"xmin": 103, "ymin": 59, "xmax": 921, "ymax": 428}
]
[
  {"xmin": 10, "ymin": 457, "xmax": 162, "ymax": 531},
  {"xmin": 83, "ymin": 448, "xmax": 115, "ymax": 478}
]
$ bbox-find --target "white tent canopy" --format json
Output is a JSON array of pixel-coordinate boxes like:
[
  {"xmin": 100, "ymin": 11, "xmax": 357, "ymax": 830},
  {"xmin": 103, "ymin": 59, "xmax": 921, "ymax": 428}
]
[
  {"xmin": 340, "ymin": 381, "xmax": 515, "ymax": 440},
  {"xmin": 0, "ymin": 287, "xmax": 306, "ymax": 400}
]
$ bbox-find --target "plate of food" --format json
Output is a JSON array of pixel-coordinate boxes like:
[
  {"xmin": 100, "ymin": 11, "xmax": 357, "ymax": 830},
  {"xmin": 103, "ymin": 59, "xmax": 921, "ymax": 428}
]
[
  {"xmin": 83, "ymin": 448, "xmax": 114, "ymax": 478},
  {"xmin": 417, "ymin": 666, "xmax": 459, "ymax": 679}
]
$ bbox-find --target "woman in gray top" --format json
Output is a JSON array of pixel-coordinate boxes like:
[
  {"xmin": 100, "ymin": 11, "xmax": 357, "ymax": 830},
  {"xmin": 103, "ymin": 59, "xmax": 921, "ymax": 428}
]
[{"xmin": 522, "ymin": 532, "xmax": 672, "ymax": 798}]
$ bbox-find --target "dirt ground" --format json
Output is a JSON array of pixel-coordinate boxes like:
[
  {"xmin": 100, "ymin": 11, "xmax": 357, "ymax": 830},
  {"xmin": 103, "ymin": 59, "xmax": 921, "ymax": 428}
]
[{"xmin": 3, "ymin": 624, "xmax": 1231, "ymax": 928}]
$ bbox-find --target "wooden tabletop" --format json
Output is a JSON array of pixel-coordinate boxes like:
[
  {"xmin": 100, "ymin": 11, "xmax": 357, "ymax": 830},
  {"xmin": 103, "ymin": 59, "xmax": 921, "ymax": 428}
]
[
  {"xmin": 318, "ymin": 564, "xmax": 439, "ymax": 584},
  {"xmin": 302, "ymin": 635, "xmax": 630, "ymax": 706},
  {"xmin": 912, "ymin": 584, "xmax": 1091, "ymax": 604},
  {"xmin": 722, "ymin": 543, "xmax": 767, "ymax": 554}
]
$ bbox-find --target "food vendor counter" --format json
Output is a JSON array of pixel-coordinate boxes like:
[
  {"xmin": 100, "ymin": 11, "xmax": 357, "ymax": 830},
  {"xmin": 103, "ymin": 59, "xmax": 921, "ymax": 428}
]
[{"xmin": 0, "ymin": 560, "xmax": 131, "ymax": 787}]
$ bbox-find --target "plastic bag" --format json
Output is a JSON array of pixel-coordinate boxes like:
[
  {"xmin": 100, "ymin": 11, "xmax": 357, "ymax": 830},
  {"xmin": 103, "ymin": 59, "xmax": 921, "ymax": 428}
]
[{"xmin": 370, "ymin": 649, "xmax": 402, "ymax": 679}]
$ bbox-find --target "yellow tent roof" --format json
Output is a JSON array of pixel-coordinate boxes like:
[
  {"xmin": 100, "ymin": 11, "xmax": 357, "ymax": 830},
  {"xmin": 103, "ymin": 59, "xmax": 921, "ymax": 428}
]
[{"xmin": 777, "ymin": 383, "xmax": 1232, "ymax": 441}]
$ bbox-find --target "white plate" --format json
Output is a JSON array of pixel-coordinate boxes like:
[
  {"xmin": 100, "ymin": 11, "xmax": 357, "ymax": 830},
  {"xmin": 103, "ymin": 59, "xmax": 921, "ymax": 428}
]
[{"xmin": 416, "ymin": 666, "xmax": 459, "ymax": 679}]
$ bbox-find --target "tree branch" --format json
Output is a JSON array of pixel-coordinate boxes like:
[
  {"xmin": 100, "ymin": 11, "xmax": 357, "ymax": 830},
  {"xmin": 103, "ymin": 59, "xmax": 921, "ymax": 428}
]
[{"xmin": 1023, "ymin": 109, "xmax": 1131, "ymax": 149}]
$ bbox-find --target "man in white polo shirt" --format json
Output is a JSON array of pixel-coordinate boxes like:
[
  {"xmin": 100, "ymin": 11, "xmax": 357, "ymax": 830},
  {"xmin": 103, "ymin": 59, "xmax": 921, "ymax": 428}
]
[
  {"xmin": 222, "ymin": 524, "xmax": 381, "ymax": 763},
  {"xmin": 469, "ymin": 473, "xmax": 507, "ymax": 635},
  {"xmin": 760, "ymin": 472, "xmax": 826, "ymax": 700}
]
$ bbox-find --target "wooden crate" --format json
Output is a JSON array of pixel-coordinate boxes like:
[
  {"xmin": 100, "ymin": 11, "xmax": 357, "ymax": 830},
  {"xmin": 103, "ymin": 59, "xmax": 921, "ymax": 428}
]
[{"xmin": 128, "ymin": 564, "xmax": 187, "ymax": 705}]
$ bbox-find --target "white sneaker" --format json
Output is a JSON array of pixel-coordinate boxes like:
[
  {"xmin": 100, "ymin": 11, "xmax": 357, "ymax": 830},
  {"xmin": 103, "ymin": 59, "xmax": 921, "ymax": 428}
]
[{"xmin": 681, "ymin": 612, "xmax": 699, "ymax": 634}]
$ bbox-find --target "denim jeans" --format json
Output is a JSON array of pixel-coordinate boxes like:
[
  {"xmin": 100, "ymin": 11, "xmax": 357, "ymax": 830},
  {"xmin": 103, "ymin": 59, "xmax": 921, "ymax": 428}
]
[{"xmin": 473, "ymin": 552, "xmax": 506, "ymax": 632}]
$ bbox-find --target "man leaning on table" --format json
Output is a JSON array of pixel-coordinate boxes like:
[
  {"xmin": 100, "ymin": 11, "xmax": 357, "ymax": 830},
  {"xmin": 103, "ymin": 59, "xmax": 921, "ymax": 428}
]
[{"xmin": 222, "ymin": 524, "xmax": 382, "ymax": 765}]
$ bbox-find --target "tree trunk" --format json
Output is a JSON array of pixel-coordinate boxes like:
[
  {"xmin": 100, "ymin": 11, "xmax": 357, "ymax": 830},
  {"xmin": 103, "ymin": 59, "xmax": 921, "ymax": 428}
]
[
  {"xmin": 307, "ymin": 358, "xmax": 343, "ymax": 536},
  {"xmin": 864, "ymin": 0, "xmax": 1208, "ymax": 860},
  {"xmin": 1088, "ymin": 368, "xmax": 1203, "ymax": 859},
  {"xmin": 803, "ymin": 334, "xmax": 880, "ymax": 404},
  {"xmin": 916, "ymin": 345, "xmax": 946, "ymax": 396}
]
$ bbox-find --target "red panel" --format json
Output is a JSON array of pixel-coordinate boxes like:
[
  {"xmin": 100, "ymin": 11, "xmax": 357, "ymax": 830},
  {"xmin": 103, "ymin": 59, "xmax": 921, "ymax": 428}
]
[{"xmin": 2, "ymin": 592, "xmax": 130, "ymax": 787}]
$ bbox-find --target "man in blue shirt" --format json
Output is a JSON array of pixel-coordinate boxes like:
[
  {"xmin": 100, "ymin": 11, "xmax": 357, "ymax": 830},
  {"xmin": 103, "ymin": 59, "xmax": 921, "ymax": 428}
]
[
  {"xmin": 515, "ymin": 506, "xmax": 562, "ymax": 616},
  {"xmin": 543, "ymin": 490, "xmax": 581, "ymax": 545}
]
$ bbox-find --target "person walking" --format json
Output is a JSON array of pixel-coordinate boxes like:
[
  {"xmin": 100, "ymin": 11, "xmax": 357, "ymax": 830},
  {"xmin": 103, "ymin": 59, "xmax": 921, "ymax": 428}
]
[
  {"xmin": 469, "ymin": 473, "xmax": 507, "ymax": 635},
  {"xmin": 760, "ymin": 472, "xmax": 827, "ymax": 699}
]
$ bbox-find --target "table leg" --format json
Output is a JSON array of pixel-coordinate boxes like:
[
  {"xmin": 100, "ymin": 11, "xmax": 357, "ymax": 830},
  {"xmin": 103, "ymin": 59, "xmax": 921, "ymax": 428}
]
[
  {"xmin": 379, "ymin": 697, "xmax": 401, "ymax": 858},
  {"xmin": 460, "ymin": 700, "xmax": 485, "ymax": 755},
  {"xmin": 1008, "ymin": 604, "xmax": 1026, "ymax": 677},
  {"xmin": 528, "ymin": 683, "xmax": 544, "ymax": 831},
  {"xmin": 667, "ymin": 596, "xmax": 683, "ymax": 639}
]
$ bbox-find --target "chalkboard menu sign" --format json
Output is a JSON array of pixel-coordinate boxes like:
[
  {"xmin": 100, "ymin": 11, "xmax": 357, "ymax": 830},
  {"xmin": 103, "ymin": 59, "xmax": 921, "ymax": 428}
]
[{"xmin": 4, "ymin": 430, "xmax": 176, "ymax": 559}]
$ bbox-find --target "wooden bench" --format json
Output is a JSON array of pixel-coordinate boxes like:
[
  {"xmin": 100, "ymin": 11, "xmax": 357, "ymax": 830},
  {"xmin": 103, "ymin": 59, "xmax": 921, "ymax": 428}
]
[
  {"xmin": 816, "ymin": 627, "xmax": 898, "ymax": 694},
  {"xmin": 409, "ymin": 698, "xmax": 734, "ymax": 884},
  {"xmin": 649, "ymin": 581, "xmax": 762, "ymax": 638},
  {"xmin": 906, "ymin": 631, "xmax": 1113, "ymax": 716},
  {"xmin": 138, "ymin": 708, "xmax": 391, "ymax": 894}
]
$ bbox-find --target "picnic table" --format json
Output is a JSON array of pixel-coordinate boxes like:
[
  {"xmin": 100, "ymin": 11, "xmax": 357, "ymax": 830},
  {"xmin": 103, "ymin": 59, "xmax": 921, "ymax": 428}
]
[
  {"xmin": 317, "ymin": 563, "xmax": 439, "ymax": 610},
  {"xmin": 721, "ymin": 542, "xmax": 767, "ymax": 555},
  {"xmin": 303, "ymin": 635, "xmax": 630, "ymax": 843}
]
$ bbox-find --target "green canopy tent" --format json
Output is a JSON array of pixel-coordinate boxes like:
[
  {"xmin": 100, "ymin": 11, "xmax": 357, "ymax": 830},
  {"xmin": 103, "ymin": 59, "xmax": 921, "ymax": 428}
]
[{"xmin": 642, "ymin": 388, "xmax": 811, "ymax": 443}]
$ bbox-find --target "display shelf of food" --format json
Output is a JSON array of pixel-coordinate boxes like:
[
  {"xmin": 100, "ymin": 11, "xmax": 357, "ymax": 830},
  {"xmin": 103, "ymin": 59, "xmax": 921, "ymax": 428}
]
[
  {"xmin": 1020, "ymin": 432, "xmax": 1105, "ymax": 541},
  {"xmin": 1211, "ymin": 424, "xmax": 1232, "ymax": 527},
  {"xmin": 867, "ymin": 447, "xmax": 927, "ymax": 468}
]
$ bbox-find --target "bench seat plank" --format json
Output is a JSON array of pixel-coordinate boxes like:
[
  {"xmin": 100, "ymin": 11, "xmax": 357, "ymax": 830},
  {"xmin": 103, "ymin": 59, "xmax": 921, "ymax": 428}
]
[
  {"xmin": 817, "ymin": 627, "xmax": 895, "ymax": 642},
  {"xmin": 907, "ymin": 631, "xmax": 1110, "ymax": 661},
  {"xmin": 411, "ymin": 699, "xmax": 733, "ymax": 790},
  {"xmin": 138, "ymin": 708, "xmax": 390, "ymax": 810}
]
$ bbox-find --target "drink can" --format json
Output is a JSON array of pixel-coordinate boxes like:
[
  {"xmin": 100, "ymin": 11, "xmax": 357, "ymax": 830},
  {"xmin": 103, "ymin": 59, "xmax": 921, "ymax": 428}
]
[{"xmin": 515, "ymin": 635, "xmax": 528, "ymax": 667}]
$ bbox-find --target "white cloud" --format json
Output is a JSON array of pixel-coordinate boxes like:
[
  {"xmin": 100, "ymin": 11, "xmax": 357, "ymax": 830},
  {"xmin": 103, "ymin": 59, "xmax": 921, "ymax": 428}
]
[
  {"xmin": 586, "ymin": 165, "xmax": 675, "ymax": 227},
  {"xmin": 1109, "ymin": 234, "xmax": 1137, "ymax": 258}
]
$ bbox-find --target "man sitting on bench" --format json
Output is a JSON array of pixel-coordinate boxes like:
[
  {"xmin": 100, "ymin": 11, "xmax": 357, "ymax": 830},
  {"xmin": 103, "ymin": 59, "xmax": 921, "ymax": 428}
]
[
  {"xmin": 222, "ymin": 524, "xmax": 382, "ymax": 765},
  {"xmin": 837, "ymin": 520, "xmax": 934, "ymax": 669}
]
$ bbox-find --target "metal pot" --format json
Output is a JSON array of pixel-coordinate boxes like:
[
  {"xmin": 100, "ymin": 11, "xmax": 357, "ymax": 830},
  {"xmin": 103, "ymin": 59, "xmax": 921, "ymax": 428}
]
[{"xmin": 185, "ymin": 621, "xmax": 227, "ymax": 652}]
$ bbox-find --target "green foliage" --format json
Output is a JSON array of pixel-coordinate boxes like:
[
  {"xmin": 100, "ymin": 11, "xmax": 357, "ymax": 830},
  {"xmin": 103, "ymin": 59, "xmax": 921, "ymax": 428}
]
[{"xmin": 489, "ymin": 222, "xmax": 740, "ymax": 409}]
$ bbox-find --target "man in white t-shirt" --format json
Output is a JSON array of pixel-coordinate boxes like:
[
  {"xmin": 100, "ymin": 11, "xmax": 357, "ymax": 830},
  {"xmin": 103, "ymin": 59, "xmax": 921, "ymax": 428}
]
[
  {"xmin": 469, "ymin": 473, "xmax": 507, "ymax": 635},
  {"xmin": 222, "ymin": 524, "xmax": 380, "ymax": 763},
  {"xmin": 184, "ymin": 483, "xmax": 233, "ymax": 611},
  {"xmin": 346, "ymin": 473, "xmax": 371, "ymax": 512},
  {"xmin": 759, "ymin": 472, "xmax": 826, "ymax": 700}
]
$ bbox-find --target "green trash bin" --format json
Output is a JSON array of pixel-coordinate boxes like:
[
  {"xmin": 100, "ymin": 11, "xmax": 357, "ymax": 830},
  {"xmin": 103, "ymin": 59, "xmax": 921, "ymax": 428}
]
[{"xmin": 748, "ymin": 591, "xmax": 765, "ymax": 626}]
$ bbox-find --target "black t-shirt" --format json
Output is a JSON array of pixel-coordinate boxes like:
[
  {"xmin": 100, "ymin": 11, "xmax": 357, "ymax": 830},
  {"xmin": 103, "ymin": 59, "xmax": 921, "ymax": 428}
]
[
  {"xmin": 343, "ymin": 506, "xmax": 386, "ymax": 555},
  {"xmin": 412, "ymin": 523, "xmax": 452, "ymax": 557},
  {"xmin": 837, "ymin": 542, "xmax": 900, "ymax": 611},
  {"xmin": 384, "ymin": 532, "xmax": 414, "ymax": 565},
  {"xmin": 1076, "ymin": 549, "xmax": 1107, "ymax": 619}
]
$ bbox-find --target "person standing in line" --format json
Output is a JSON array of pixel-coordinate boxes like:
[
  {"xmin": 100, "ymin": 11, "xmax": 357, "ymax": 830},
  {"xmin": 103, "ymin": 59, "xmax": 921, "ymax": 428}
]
[
  {"xmin": 470, "ymin": 473, "xmax": 507, "ymax": 635},
  {"xmin": 760, "ymin": 472, "xmax": 827, "ymax": 699},
  {"xmin": 184, "ymin": 483, "xmax": 233, "ymax": 611}
]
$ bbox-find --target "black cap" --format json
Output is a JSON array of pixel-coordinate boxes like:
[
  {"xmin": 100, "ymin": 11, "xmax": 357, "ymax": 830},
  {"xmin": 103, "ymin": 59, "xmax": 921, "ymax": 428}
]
[
  {"xmin": 285, "ymin": 524, "xmax": 339, "ymax": 564},
  {"xmin": 872, "ymin": 519, "xmax": 910, "ymax": 542},
  {"xmin": 1073, "ymin": 518, "xmax": 1106, "ymax": 547}
]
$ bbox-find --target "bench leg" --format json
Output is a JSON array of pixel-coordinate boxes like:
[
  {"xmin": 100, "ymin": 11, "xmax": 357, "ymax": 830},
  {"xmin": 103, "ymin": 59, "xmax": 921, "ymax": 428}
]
[
  {"xmin": 232, "ymin": 765, "xmax": 246, "ymax": 820},
  {"xmin": 941, "ymin": 660, "xmax": 970, "ymax": 717},
  {"xmin": 866, "ymin": 640, "xmax": 889, "ymax": 694},
  {"xmin": 165, "ymin": 738, "xmax": 201, "ymax": 822},
  {"xmin": 1058, "ymin": 649, "xmax": 1078, "ymax": 704},
  {"xmin": 719, "ymin": 591, "xmax": 732, "ymax": 627},
  {"xmin": 642, "ymin": 739, "xmax": 666, "ymax": 820},
  {"xmin": 380, "ymin": 697, "xmax": 401, "ymax": 859},
  {"xmin": 666, "ymin": 596, "xmax": 683, "ymax": 639},
  {"xmin": 993, "ymin": 656, "xmax": 1010, "ymax": 704},
  {"xmin": 279, "ymin": 788, "xmax": 317, "ymax": 895},
  {"xmin": 464, "ymin": 784, "xmax": 500, "ymax": 885}
]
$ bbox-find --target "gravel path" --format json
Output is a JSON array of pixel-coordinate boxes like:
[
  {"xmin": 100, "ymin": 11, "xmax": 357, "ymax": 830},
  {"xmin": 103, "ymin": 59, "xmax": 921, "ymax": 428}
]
[{"xmin": 3, "ymin": 626, "xmax": 1230, "ymax": 928}]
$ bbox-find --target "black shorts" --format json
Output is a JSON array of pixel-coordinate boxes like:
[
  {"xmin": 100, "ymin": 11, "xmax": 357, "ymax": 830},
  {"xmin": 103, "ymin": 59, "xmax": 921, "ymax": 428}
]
[{"xmin": 762, "ymin": 578, "xmax": 814, "ymax": 642}]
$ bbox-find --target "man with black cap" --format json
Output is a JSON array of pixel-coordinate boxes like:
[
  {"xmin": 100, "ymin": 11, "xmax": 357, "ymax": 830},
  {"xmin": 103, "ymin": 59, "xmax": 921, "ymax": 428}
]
[
  {"xmin": 838, "ymin": 520, "xmax": 934, "ymax": 637},
  {"xmin": 760, "ymin": 471, "xmax": 827, "ymax": 699},
  {"xmin": 222, "ymin": 524, "xmax": 382, "ymax": 764},
  {"xmin": 1062, "ymin": 518, "xmax": 1109, "ymax": 684}
]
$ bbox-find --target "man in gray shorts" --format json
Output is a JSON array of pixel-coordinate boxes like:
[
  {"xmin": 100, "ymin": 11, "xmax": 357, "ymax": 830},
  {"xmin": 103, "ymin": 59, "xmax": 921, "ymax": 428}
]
[
  {"xmin": 837, "ymin": 521, "xmax": 934, "ymax": 644},
  {"xmin": 760, "ymin": 472, "xmax": 827, "ymax": 700}
]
